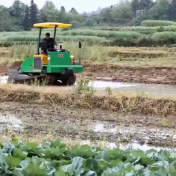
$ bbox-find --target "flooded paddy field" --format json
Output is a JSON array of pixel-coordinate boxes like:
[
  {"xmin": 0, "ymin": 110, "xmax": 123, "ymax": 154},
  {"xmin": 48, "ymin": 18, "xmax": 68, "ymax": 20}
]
[
  {"xmin": 1, "ymin": 101, "xmax": 176, "ymax": 149},
  {"xmin": 0, "ymin": 59, "xmax": 176, "ymax": 150},
  {"xmin": 0, "ymin": 74, "xmax": 176, "ymax": 150}
]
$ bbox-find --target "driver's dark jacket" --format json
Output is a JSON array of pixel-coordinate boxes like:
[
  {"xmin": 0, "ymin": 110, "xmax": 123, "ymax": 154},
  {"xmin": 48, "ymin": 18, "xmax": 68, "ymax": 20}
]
[{"xmin": 41, "ymin": 38, "xmax": 55, "ymax": 53}]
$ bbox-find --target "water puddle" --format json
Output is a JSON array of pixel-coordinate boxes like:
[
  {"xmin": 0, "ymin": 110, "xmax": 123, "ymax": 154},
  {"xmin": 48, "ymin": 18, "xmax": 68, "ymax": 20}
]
[
  {"xmin": 66, "ymin": 139, "xmax": 174, "ymax": 152},
  {"xmin": 91, "ymin": 122, "xmax": 176, "ymax": 148},
  {"xmin": 0, "ymin": 114, "xmax": 23, "ymax": 132},
  {"xmin": 90, "ymin": 81, "xmax": 134, "ymax": 89},
  {"xmin": 0, "ymin": 76, "xmax": 8, "ymax": 84},
  {"xmin": 1, "ymin": 75, "xmax": 176, "ymax": 97},
  {"xmin": 94, "ymin": 123, "xmax": 117, "ymax": 134},
  {"xmin": 90, "ymin": 80, "xmax": 176, "ymax": 97}
]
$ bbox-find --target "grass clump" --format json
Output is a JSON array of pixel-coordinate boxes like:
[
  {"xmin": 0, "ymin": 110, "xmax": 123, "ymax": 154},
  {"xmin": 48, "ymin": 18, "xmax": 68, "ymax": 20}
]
[
  {"xmin": 105, "ymin": 87, "xmax": 112, "ymax": 95},
  {"xmin": 9, "ymin": 44, "xmax": 36, "ymax": 60},
  {"xmin": 5, "ymin": 42, "xmax": 111, "ymax": 62},
  {"xmin": 75, "ymin": 79, "xmax": 96, "ymax": 98}
]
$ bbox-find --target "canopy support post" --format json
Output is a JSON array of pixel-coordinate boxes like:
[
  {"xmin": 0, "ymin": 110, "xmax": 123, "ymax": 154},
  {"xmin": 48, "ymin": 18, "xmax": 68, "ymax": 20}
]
[
  {"xmin": 54, "ymin": 25, "xmax": 57, "ymax": 41},
  {"xmin": 37, "ymin": 27, "xmax": 42, "ymax": 54}
]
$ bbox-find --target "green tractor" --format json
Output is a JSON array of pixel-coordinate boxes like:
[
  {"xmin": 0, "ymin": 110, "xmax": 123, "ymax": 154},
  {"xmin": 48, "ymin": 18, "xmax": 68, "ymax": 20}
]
[{"xmin": 8, "ymin": 22, "xmax": 83, "ymax": 86}]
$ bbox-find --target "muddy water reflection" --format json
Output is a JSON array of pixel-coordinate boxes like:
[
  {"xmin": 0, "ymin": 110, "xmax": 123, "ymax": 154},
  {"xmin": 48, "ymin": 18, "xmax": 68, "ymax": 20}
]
[
  {"xmin": 0, "ymin": 76, "xmax": 8, "ymax": 84},
  {"xmin": 0, "ymin": 114, "xmax": 22, "ymax": 132},
  {"xmin": 76, "ymin": 139, "xmax": 174, "ymax": 151},
  {"xmin": 1, "ymin": 75, "xmax": 176, "ymax": 97},
  {"xmin": 90, "ymin": 80, "xmax": 176, "ymax": 97}
]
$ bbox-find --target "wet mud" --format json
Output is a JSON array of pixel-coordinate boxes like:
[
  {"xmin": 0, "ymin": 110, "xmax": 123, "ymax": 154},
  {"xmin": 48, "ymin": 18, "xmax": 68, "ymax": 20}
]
[
  {"xmin": 0, "ymin": 102, "xmax": 176, "ymax": 148},
  {"xmin": 81, "ymin": 63, "xmax": 176, "ymax": 85},
  {"xmin": 1, "ymin": 62, "xmax": 176, "ymax": 85}
]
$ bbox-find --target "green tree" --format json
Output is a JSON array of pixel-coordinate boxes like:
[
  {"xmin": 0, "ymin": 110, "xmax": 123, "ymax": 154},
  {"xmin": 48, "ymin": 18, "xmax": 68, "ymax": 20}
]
[
  {"xmin": 149, "ymin": 0, "xmax": 169, "ymax": 20},
  {"xmin": 139, "ymin": 0, "xmax": 153, "ymax": 10},
  {"xmin": 0, "ymin": 6, "xmax": 13, "ymax": 31},
  {"xmin": 70, "ymin": 8, "xmax": 78, "ymax": 14},
  {"xmin": 9, "ymin": 0, "xmax": 26, "ymax": 30},
  {"xmin": 40, "ymin": 0, "xmax": 59, "ymax": 22},
  {"xmin": 169, "ymin": 0, "xmax": 176, "ymax": 21},
  {"xmin": 59, "ymin": 6, "xmax": 66, "ymax": 22},
  {"xmin": 23, "ymin": 6, "xmax": 30, "ymax": 30},
  {"xmin": 111, "ymin": 1, "xmax": 132, "ymax": 25},
  {"xmin": 30, "ymin": 0, "xmax": 39, "ymax": 27},
  {"xmin": 9, "ymin": 0, "xmax": 25, "ymax": 18}
]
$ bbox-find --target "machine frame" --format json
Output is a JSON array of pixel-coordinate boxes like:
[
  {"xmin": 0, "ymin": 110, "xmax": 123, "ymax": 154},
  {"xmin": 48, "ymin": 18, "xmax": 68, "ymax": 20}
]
[{"xmin": 8, "ymin": 22, "xmax": 83, "ymax": 86}]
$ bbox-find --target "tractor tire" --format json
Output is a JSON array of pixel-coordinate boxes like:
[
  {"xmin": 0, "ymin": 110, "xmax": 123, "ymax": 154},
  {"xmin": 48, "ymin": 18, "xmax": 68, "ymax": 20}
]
[
  {"xmin": 68, "ymin": 74, "xmax": 76, "ymax": 86},
  {"xmin": 61, "ymin": 79, "xmax": 68, "ymax": 86},
  {"xmin": 46, "ymin": 75, "xmax": 57, "ymax": 85}
]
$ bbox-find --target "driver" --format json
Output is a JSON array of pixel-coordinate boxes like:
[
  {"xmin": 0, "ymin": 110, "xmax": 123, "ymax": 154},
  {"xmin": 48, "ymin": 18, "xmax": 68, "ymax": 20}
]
[{"xmin": 41, "ymin": 33, "xmax": 56, "ymax": 54}]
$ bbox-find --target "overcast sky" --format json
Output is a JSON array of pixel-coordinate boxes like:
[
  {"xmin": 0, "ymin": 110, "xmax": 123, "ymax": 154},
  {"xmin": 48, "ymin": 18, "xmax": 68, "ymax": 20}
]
[{"xmin": 1, "ymin": 0, "xmax": 119, "ymax": 13}]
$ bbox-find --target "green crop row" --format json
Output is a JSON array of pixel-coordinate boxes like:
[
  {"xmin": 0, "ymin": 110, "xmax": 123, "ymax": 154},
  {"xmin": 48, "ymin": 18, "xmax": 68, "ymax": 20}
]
[
  {"xmin": 2, "ymin": 29, "xmax": 176, "ymax": 47},
  {"xmin": 0, "ymin": 30, "xmax": 141, "ymax": 40},
  {"xmin": 0, "ymin": 35, "xmax": 109, "ymax": 47},
  {"xmin": 93, "ymin": 26, "xmax": 176, "ymax": 35},
  {"xmin": 0, "ymin": 138, "xmax": 175, "ymax": 176},
  {"xmin": 141, "ymin": 20, "xmax": 176, "ymax": 27}
]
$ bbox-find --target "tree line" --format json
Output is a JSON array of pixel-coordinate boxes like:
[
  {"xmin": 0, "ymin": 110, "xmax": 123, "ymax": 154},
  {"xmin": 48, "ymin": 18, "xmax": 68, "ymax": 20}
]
[{"xmin": 0, "ymin": 0, "xmax": 176, "ymax": 32}]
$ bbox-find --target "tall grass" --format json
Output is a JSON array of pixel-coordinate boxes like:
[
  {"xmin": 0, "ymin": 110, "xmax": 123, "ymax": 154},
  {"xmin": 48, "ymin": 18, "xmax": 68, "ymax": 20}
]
[
  {"xmin": 8, "ymin": 42, "xmax": 111, "ymax": 62},
  {"xmin": 64, "ymin": 42, "xmax": 110, "ymax": 61},
  {"xmin": 9, "ymin": 44, "xmax": 36, "ymax": 60}
]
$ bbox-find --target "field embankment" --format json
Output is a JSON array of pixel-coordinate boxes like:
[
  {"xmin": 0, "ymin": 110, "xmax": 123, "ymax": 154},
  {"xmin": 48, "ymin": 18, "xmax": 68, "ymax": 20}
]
[{"xmin": 0, "ymin": 83, "xmax": 176, "ymax": 116}]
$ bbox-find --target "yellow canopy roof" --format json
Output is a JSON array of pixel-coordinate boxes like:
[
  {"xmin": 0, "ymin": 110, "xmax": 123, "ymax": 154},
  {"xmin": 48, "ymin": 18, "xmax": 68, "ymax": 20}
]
[{"xmin": 33, "ymin": 22, "xmax": 72, "ymax": 28}]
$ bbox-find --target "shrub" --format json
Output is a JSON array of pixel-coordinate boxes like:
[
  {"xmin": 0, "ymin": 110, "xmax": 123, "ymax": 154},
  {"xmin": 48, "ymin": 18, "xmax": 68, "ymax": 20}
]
[
  {"xmin": 111, "ymin": 32, "xmax": 142, "ymax": 46},
  {"xmin": 75, "ymin": 79, "xmax": 96, "ymax": 98},
  {"xmin": 137, "ymin": 36, "xmax": 153, "ymax": 47},
  {"xmin": 152, "ymin": 32, "xmax": 176, "ymax": 45},
  {"xmin": 157, "ymin": 26, "xmax": 164, "ymax": 32}
]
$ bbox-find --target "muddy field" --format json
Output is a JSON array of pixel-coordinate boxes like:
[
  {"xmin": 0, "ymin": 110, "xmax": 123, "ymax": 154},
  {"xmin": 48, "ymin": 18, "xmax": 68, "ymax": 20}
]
[
  {"xmin": 82, "ymin": 63, "xmax": 176, "ymax": 85},
  {"xmin": 1, "ymin": 61, "xmax": 176, "ymax": 85},
  {"xmin": 0, "ymin": 102, "xmax": 176, "ymax": 148},
  {"xmin": 1, "ymin": 46, "xmax": 176, "ymax": 150}
]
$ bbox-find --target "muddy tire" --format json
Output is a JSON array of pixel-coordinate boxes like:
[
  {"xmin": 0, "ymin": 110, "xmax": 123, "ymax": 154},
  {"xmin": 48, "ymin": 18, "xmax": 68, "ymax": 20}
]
[
  {"xmin": 68, "ymin": 74, "xmax": 76, "ymax": 86},
  {"xmin": 46, "ymin": 75, "xmax": 57, "ymax": 85}
]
